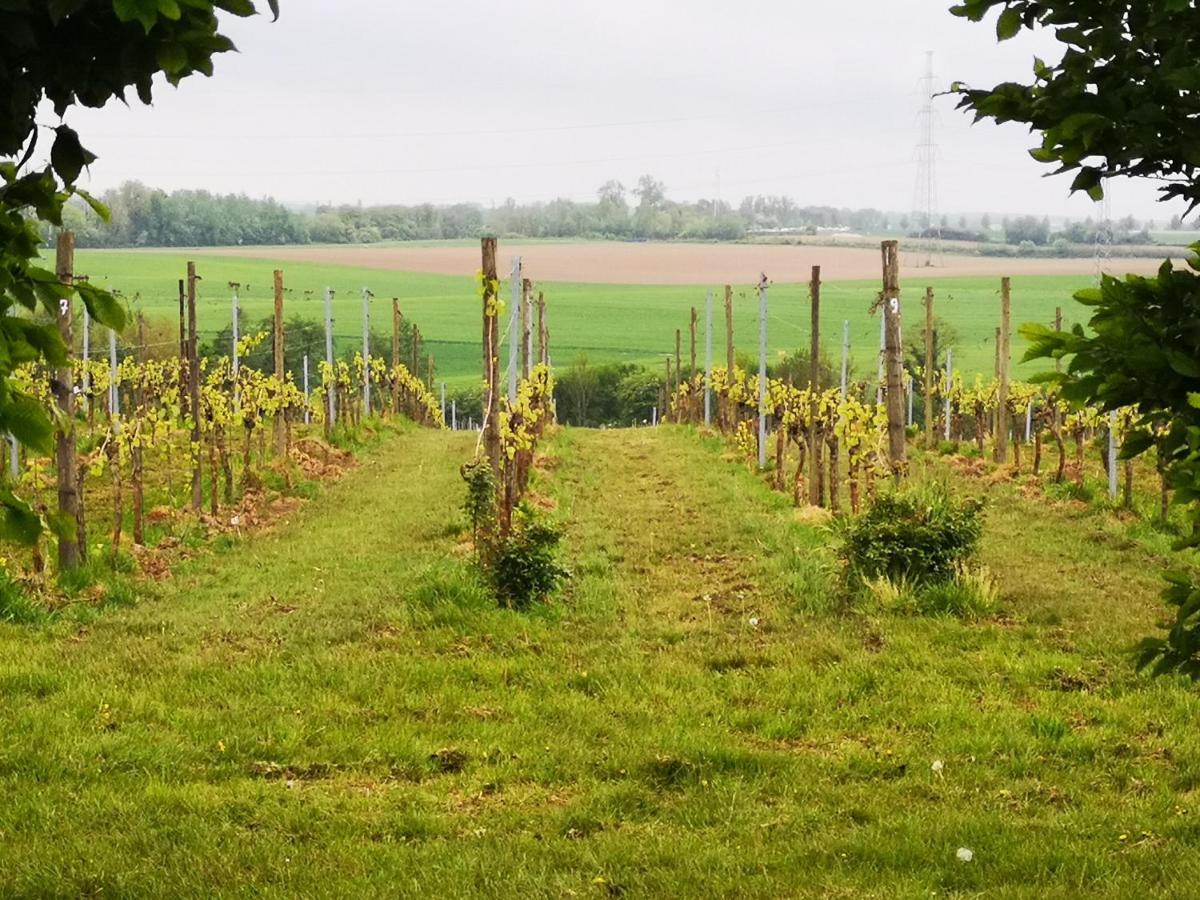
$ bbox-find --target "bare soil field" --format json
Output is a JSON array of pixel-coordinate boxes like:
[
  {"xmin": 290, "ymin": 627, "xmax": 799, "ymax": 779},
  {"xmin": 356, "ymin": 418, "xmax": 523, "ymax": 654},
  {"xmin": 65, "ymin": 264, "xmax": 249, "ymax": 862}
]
[{"xmin": 191, "ymin": 241, "xmax": 1167, "ymax": 284}]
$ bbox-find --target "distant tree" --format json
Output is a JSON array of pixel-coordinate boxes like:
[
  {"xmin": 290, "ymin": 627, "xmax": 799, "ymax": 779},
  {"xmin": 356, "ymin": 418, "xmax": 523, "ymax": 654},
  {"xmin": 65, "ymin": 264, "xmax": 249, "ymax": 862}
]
[
  {"xmin": 633, "ymin": 176, "xmax": 666, "ymax": 211},
  {"xmin": 981, "ymin": 212, "xmax": 992, "ymax": 231},
  {"xmin": 1004, "ymin": 215, "xmax": 1050, "ymax": 245}
]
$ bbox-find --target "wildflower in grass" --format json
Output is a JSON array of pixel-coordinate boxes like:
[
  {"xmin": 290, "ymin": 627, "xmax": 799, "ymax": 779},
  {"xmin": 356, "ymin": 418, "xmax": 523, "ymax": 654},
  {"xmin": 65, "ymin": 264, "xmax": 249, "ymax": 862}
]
[
  {"xmin": 932, "ymin": 759, "xmax": 944, "ymax": 776},
  {"xmin": 956, "ymin": 847, "xmax": 974, "ymax": 863},
  {"xmin": 749, "ymin": 616, "xmax": 760, "ymax": 627}
]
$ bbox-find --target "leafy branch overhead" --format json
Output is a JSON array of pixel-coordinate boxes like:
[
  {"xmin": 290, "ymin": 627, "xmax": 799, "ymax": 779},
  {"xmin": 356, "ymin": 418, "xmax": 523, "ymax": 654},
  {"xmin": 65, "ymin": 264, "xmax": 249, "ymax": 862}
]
[
  {"xmin": 955, "ymin": 1, "xmax": 1200, "ymax": 677},
  {"xmin": 0, "ymin": 0, "xmax": 279, "ymax": 539},
  {"xmin": 950, "ymin": 0, "xmax": 1200, "ymax": 212}
]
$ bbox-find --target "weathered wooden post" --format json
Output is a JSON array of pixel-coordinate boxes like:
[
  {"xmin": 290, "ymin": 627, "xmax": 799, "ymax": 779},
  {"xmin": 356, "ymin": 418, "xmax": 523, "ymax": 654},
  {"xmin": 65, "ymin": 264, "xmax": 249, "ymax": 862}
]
[
  {"xmin": 52, "ymin": 232, "xmax": 81, "ymax": 569},
  {"xmin": 391, "ymin": 298, "xmax": 402, "ymax": 414},
  {"xmin": 537, "ymin": 291, "xmax": 548, "ymax": 366},
  {"xmin": 840, "ymin": 320, "xmax": 849, "ymax": 401},
  {"xmin": 923, "ymin": 287, "xmax": 934, "ymax": 447},
  {"xmin": 674, "ymin": 328, "xmax": 682, "ymax": 394},
  {"xmin": 273, "ymin": 270, "xmax": 286, "ymax": 454},
  {"xmin": 324, "ymin": 287, "xmax": 336, "ymax": 428},
  {"xmin": 944, "ymin": 348, "xmax": 953, "ymax": 442},
  {"xmin": 303, "ymin": 354, "xmax": 311, "ymax": 425},
  {"xmin": 185, "ymin": 262, "xmax": 202, "ymax": 511},
  {"xmin": 508, "ymin": 257, "xmax": 521, "ymax": 404},
  {"xmin": 361, "ymin": 287, "xmax": 371, "ymax": 414},
  {"xmin": 231, "ymin": 283, "xmax": 241, "ymax": 411},
  {"xmin": 689, "ymin": 306, "xmax": 698, "ymax": 378},
  {"xmin": 178, "ymin": 278, "xmax": 188, "ymax": 416},
  {"xmin": 704, "ymin": 289, "xmax": 713, "ymax": 427},
  {"xmin": 881, "ymin": 241, "xmax": 907, "ymax": 475},
  {"xmin": 521, "ymin": 277, "xmax": 532, "ymax": 381},
  {"xmin": 1108, "ymin": 411, "xmax": 1120, "ymax": 499},
  {"xmin": 757, "ymin": 273, "xmax": 769, "ymax": 470},
  {"xmin": 132, "ymin": 312, "xmax": 146, "ymax": 545},
  {"xmin": 996, "ymin": 277, "xmax": 1012, "ymax": 463},
  {"xmin": 482, "ymin": 238, "xmax": 502, "ymax": 475},
  {"xmin": 808, "ymin": 265, "xmax": 823, "ymax": 507},
  {"xmin": 724, "ymin": 284, "xmax": 735, "ymax": 372}
]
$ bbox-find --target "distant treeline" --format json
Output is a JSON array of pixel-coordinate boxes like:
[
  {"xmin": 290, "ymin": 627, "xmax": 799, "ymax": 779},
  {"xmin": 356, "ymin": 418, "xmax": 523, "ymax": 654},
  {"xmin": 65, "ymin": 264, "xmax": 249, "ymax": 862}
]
[{"xmin": 58, "ymin": 177, "xmax": 1179, "ymax": 249}]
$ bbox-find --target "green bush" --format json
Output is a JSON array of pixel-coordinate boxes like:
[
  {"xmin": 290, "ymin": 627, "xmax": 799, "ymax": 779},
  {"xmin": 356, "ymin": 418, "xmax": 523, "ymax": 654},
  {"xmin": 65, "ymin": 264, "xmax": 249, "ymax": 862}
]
[
  {"xmin": 838, "ymin": 486, "xmax": 983, "ymax": 587},
  {"xmin": 490, "ymin": 508, "xmax": 570, "ymax": 610}
]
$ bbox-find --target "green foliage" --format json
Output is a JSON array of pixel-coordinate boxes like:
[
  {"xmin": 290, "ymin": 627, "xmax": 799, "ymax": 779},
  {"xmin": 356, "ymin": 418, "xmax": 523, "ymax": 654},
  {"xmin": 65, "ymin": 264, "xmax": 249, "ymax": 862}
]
[
  {"xmin": 838, "ymin": 485, "xmax": 984, "ymax": 587},
  {"xmin": 460, "ymin": 459, "xmax": 497, "ymax": 554},
  {"xmin": 1021, "ymin": 254, "xmax": 1200, "ymax": 675},
  {"xmin": 951, "ymin": 0, "xmax": 1200, "ymax": 212},
  {"xmin": 488, "ymin": 508, "xmax": 570, "ymax": 610},
  {"xmin": 554, "ymin": 358, "xmax": 666, "ymax": 427},
  {"xmin": 1138, "ymin": 570, "xmax": 1200, "ymax": 678},
  {"xmin": 955, "ymin": 0, "xmax": 1200, "ymax": 679},
  {"xmin": 1, "ymin": 0, "xmax": 277, "ymax": 544}
]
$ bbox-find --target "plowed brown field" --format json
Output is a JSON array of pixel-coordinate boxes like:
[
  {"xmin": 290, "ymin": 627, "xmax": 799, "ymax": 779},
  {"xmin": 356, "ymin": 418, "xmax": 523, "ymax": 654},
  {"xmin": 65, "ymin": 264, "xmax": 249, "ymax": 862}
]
[{"xmin": 191, "ymin": 241, "xmax": 1166, "ymax": 284}]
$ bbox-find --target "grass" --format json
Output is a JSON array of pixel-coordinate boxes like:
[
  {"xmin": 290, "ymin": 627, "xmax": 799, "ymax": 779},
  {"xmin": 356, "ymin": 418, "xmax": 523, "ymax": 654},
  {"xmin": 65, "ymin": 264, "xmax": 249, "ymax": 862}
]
[
  {"xmin": 75, "ymin": 247, "xmax": 1108, "ymax": 389},
  {"xmin": 1, "ymin": 421, "xmax": 1199, "ymax": 895}
]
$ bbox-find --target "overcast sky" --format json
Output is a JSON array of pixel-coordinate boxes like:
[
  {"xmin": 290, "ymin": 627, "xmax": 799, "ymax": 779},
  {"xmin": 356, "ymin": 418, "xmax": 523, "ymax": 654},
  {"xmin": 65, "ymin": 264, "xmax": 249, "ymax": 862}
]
[{"xmin": 62, "ymin": 0, "xmax": 1175, "ymax": 222}]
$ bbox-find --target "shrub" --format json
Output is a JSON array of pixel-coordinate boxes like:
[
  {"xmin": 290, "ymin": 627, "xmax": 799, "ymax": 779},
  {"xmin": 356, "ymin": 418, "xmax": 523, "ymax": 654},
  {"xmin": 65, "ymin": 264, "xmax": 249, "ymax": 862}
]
[
  {"xmin": 838, "ymin": 485, "xmax": 983, "ymax": 587},
  {"xmin": 489, "ymin": 508, "xmax": 570, "ymax": 610}
]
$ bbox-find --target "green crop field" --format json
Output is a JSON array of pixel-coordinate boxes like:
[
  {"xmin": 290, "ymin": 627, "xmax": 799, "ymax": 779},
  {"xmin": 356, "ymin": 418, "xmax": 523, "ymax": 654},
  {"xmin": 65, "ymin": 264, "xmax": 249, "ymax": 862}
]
[{"xmin": 75, "ymin": 248, "xmax": 1098, "ymax": 389}]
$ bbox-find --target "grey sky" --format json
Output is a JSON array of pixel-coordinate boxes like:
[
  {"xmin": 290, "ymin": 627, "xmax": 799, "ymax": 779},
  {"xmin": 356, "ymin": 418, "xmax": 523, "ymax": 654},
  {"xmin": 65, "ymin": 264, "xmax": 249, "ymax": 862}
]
[{"xmin": 65, "ymin": 0, "xmax": 1172, "ymax": 222}]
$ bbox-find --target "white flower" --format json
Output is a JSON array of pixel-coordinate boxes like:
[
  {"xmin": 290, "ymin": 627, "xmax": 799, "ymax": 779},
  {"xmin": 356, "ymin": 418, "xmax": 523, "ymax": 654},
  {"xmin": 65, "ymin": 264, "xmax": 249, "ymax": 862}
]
[
  {"xmin": 749, "ymin": 616, "xmax": 760, "ymax": 627},
  {"xmin": 956, "ymin": 847, "xmax": 974, "ymax": 863},
  {"xmin": 932, "ymin": 759, "xmax": 944, "ymax": 776},
  {"xmin": 230, "ymin": 515, "xmax": 241, "ymax": 527}
]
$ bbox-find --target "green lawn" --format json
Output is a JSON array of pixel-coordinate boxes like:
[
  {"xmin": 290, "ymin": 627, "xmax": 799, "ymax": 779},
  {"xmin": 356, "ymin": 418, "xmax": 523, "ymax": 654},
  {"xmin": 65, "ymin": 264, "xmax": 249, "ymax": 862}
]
[
  {"xmin": 1, "ymin": 423, "xmax": 1199, "ymax": 896},
  {"xmin": 75, "ymin": 248, "xmax": 1104, "ymax": 388}
]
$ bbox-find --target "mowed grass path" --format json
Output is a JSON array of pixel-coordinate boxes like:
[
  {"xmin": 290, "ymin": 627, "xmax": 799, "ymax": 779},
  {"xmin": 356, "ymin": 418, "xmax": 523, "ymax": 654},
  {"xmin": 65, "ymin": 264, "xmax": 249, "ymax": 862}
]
[
  {"xmin": 2, "ymin": 426, "xmax": 1200, "ymax": 895},
  {"xmin": 75, "ymin": 248, "xmax": 1103, "ymax": 388}
]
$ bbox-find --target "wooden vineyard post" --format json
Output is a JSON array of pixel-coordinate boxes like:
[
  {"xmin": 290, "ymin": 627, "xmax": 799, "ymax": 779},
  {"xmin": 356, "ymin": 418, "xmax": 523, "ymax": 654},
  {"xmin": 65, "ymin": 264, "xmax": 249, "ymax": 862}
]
[
  {"xmin": 521, "ymin": 277, "xmax": 532, "ymax": 381},
  {"xmin": 187, "ymin": 262, "xmax": 202, "ymax": 512},
  {"xmin": 178, "ymin": 278, "xmax": 188, "ymax": 417},
  {"xmin": 360, "ymin": 288, "xmax": 371, "ymax": 416},
  {"xmin": 704, "ymin": 289, "xmax": 713, "ymax": 427},
  {"xmin": 996, "ymin": 277, "xmax": 1012, "ymax": 464},
  {"xmin": 881, "ymin": 241, "xmax": 907, "ymax": 475},
  {"xmin": 324, "ymin": 287, "xmax": 336, "ymax": 431},
  {"xmin": 840, "ymin": 320, "xmax": 849, "ymax": 400},
  {"xmin": 427, "ymin": 354, "xmax": 435, "ymax": 392},
  {"xmin": 274, "ymin": 270, "xmax": 286, "ymax": 454},
  {"xmin": 53, "ymin": 232, "xmax": 82, "ymax": 570},
  {"xmin": 132, "ymin": 313, "xmax": 146, "ymax": 545},
  {"xmin": 412, "ymin": 326, "xmax": 421, "ymax": 379},
  {"xmin": 724, "ymin": 285, "xmax": 734, "ymax": 373},
  {"xmin": 391, "ymin": 299, "xmax": 401, "ymax": 414},
  {"xmin": 689, "ymin": 306, "xmax": 698, "ymax": 378},
  {"xmin": 757, "ymin": 274, "xmax": 769, "ymax": 470},
  {"xmin": 674, "ymin": 328, "xmax": 682, "ymax": 394},
  {"xmin": 923, "ymin": 287, "xmax": 935, "ymax": 448},
  {"xmin": 481, "ymin": 238, "xmax": 502, "ymax": 476},
  {"xmin": 808, "ymin": 265, "xmax": 824, "ymax": 507},
  {"xmin": 537, "ymin": 291, "xmax": 547, "ymax": 366},
  {"xmin": 665, "ymin": 356, "xmax": 674, "ymax": 420},
  {"xmin": 508, "ymin": 258, "xmax": 521, "ymax": 404}
]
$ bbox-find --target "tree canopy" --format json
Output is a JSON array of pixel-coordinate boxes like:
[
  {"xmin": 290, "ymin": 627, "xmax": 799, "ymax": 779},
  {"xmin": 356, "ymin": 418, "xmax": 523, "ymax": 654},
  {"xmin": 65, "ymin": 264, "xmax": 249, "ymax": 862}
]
[
  {"xmin": 0, "ymin": 0, "xmax": 278, "ymax": 539},
  {"xmin": 951, "ymin": 0, "xmax": 1200, "ymax": 213},
  {"xmin": 953, "ymin": 0, "xmax": 1200, "ymax": 676}
]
